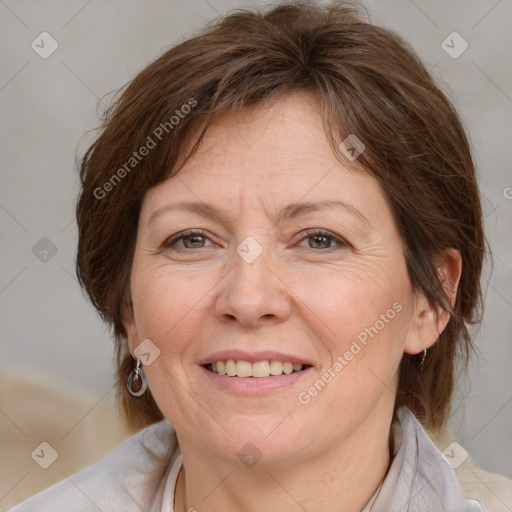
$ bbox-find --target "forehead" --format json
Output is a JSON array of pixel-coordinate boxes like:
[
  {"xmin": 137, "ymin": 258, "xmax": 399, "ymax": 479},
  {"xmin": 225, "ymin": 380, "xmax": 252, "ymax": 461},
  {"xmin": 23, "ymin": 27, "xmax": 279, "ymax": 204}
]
[
  {"xmin": 140, "ymin": 93, "xmax": 387, "ymax": 222},
  {"xmin": 181, "ymin": 93, "xmax": 339, "ymax": 180}
]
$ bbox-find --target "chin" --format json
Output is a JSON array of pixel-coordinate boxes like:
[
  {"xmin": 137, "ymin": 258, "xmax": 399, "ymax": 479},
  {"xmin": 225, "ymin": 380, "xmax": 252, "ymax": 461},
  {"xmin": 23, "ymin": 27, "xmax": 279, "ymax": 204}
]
[{"xmin": 198, "ymin": 415, "xmax": 317, "ymax": 468}]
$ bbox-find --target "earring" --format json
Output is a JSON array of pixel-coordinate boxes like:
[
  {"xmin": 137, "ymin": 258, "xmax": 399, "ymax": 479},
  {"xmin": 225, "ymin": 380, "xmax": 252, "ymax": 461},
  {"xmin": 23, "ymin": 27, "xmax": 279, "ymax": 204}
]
[
  {"xmin": 127, "ymin": 359, "xmax": 147, "ymax": 397},
  {"xmin": 419, "ymin": 348, "xmax": 427, "ymax": 372}
]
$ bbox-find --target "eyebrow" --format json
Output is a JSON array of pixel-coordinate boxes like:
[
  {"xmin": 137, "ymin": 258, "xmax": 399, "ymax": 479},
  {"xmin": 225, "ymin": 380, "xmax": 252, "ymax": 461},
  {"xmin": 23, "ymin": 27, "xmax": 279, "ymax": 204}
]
[{"xmin": 147, "ymin": 199, "xmax": 370, "ymax": 228}]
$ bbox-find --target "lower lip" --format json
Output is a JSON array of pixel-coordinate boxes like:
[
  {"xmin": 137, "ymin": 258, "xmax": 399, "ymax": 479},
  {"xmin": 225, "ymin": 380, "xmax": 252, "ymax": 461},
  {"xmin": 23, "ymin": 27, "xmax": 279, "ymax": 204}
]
[{"xmin": 199, "ymin": 365, "xmax": 313, "ymax": 394}]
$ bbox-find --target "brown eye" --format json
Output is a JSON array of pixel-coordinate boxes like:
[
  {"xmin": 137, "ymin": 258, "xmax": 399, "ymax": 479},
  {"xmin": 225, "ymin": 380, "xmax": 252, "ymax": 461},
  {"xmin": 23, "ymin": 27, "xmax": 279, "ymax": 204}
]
[
  {"xmin": 182, "ymin": 234, "xmax": 206, "ymax": 248},
  {"xmin": 298, "ymin": 230, "xmax": 347, "ymax": 250}
]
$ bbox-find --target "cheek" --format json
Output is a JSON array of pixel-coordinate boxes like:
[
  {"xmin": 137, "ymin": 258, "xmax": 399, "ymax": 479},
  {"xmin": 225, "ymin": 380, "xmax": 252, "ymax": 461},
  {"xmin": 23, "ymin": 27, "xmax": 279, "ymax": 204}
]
[
  {"xmin": 300, "ymin": 276, "xmax": 411, "ymax": 423},
  {"xmin": 292, "ymin": 264, "xmax": 412, "ymax": 409},
  {"xmin": 296, "ymin": 268, "xmax": 404, "ymax": 341},
  {"xmin": 131, "ymin": 263, "xmax": 216, "ymax": 356}
]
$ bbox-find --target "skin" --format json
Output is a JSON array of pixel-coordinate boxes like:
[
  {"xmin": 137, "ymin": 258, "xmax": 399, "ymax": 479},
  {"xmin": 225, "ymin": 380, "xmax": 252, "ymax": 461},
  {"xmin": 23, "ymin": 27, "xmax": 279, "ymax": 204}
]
[{"xmin": 124, "ymin": 92, "xmax": 462, "ymax": 512}]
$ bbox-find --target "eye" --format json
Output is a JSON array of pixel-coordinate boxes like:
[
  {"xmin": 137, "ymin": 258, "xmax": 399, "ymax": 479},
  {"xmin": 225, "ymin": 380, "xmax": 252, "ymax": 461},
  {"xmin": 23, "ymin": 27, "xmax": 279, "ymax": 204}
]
[
  {"xmin": 297, "ymin": 229, "xmax": 348, "ymax": 250},
  {"xmin": 162, "ymin": 228, "xmax": 348, "ymax": 252},
  {"xmin": 163, "ymin": 229, "xmax": 213, "ymax": 250}
]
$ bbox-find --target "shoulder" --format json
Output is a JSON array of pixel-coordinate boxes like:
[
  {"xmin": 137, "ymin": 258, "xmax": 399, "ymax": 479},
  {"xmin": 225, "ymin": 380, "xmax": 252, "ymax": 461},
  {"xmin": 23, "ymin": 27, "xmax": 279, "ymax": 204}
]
[
  {"xmin": 424, "ymin": 412, "xmax": 512, "ymax": 512},
  {"xmin": 7, "ymin": 419, "xmax": 179, "ymax": 512},
  {"xmin": 390, "ymin": 407, "xmax": 486, "ymax": 511}
]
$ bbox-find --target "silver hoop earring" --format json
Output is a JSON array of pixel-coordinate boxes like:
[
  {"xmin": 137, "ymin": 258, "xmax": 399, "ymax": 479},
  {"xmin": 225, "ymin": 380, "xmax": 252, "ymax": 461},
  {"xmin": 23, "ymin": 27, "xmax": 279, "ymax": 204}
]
[{"xmin": 127, "ymin": 359, "xmax": 147, "ymax": 397}]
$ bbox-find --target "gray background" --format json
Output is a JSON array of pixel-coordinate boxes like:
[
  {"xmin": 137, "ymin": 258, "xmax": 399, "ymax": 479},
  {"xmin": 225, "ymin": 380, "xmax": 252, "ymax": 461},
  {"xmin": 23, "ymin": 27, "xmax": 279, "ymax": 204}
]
[{"xmin": 1, "ymin": 0, "xmax": 511, "ymax": 480}]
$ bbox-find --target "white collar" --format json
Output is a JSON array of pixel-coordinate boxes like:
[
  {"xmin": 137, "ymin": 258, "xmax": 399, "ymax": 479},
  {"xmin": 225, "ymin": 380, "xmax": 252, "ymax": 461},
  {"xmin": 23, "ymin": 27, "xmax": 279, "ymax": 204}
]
[{"xmin": 161, "ymin": 453, "xmax": 182, "ymax": 512}]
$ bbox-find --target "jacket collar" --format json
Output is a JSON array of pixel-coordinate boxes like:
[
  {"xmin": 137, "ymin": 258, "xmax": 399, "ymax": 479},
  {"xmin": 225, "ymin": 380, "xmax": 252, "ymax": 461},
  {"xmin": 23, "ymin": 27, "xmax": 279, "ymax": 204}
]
[{"xmin": 362, "ymin": 407, "xmax": 483, "ymax": 511}]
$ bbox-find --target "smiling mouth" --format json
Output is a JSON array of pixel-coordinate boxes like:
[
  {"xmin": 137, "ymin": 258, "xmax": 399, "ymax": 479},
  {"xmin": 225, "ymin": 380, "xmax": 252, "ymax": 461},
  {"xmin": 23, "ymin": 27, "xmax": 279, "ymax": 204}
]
[{"xmin": 203, "ymin": 360, "xmax": 311, "ymax": 378}]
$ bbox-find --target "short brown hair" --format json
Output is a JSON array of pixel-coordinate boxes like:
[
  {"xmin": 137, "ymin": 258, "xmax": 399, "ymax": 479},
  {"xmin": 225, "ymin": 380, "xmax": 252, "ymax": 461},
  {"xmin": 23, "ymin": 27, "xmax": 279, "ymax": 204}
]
[{"xmin": 76, "ymin": 0, "xmax": 486, "ymax": 432}]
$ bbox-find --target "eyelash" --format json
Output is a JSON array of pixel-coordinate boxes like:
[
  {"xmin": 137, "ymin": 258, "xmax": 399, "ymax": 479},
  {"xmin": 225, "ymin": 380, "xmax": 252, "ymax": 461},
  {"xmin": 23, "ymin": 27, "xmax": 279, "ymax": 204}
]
[{"xmin": 163, "ymin": 229, "xmax": 348, "ymax": 251}]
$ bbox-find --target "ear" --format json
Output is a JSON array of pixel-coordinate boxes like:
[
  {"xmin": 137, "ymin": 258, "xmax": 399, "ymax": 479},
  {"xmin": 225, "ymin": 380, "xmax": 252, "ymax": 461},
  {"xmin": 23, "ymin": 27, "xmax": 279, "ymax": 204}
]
[
  {"xmin": 404, "ymin": 248, "xmax": 462, "ymax": 355},
  {"xmin": 122, "ymin": 300, "xmax": 142, "ymax": 358}
]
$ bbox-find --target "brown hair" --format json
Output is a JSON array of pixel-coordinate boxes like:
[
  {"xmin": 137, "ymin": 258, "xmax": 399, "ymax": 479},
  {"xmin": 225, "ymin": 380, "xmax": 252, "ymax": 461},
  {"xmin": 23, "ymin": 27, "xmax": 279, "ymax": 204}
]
[{"xmin": 76, "ymin": 0, "xmax": 485, "ymax": 432}]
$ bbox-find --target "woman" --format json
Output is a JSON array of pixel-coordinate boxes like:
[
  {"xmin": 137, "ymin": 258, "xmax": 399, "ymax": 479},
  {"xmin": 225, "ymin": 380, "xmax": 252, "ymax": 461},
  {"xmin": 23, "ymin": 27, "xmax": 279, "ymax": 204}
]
[{"xmin": 9, "ymin": 1, "xmax": 504, "ymax": 510}]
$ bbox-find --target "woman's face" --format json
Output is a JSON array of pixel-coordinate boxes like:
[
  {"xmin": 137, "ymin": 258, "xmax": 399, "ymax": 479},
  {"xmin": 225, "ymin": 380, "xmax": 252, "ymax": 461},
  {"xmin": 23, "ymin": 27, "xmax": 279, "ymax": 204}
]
[{"xmin": 125, "ymin": 92, "xmax": 425, "ymax": 467}]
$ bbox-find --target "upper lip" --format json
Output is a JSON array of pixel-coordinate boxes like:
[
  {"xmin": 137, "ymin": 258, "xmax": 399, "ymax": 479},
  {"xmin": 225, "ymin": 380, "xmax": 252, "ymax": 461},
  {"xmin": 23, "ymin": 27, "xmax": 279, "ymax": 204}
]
[{"xmin": 198, "ymin": 350, "xmax": 313, "ymax": 366}]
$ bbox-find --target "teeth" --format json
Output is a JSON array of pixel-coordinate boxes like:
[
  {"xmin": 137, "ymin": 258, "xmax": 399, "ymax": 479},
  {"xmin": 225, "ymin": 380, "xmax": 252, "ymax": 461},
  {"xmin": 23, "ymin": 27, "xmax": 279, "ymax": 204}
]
[
  {"xmin": 236, "ymin": 360, "xmax": 252, "ymax": 377},
  {"xmin": 270, "ymin": 360, "xmax": 283, "ymax": 375},
  {"xmin": 207, "ymin": 360, "xmax": 305, "ymax": 377},
  {"xmin": 225, "ymin": 360, "xmax": 236, "ymax": 376},
  {"xmin": 282, "ymin": 362, "xmax": 293, "ymax": 375},
  {"xmin": 252, "ymin": 361, "xmax": 270, "ymax": 377}
]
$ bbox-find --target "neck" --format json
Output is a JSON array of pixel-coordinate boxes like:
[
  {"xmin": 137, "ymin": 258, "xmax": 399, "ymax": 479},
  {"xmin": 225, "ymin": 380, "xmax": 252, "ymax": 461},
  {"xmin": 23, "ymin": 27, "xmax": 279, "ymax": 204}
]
[{"xmin": 174, "ymin": 403, "xmax": 394, "ymax": 512}]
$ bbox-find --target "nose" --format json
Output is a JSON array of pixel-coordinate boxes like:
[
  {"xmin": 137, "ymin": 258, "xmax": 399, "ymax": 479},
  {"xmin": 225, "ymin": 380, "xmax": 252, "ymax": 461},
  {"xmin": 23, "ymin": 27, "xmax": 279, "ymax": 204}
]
[{"xmin": 214, "ymin": 243, "xmax": 292, "ymax": 328}]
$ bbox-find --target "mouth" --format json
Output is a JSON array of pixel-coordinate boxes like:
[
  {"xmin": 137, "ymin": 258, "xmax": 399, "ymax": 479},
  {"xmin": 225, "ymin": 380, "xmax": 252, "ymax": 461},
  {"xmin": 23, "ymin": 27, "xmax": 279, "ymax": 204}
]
[
  {"xmin": 203, "ymin": 360, "xmax": 312, "ymax": 378},
  {"xmin": 198, "ymin": 350, "xmax": 314, "ymax": 393}
]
